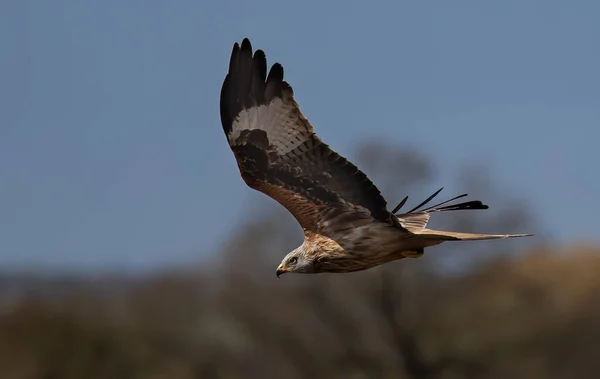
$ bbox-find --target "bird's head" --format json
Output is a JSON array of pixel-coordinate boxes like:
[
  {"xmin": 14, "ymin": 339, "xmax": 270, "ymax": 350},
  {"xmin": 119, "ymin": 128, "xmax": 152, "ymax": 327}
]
[{"xmin": 276, "ymin": 246, "xmax": 314, "ymax": 277}]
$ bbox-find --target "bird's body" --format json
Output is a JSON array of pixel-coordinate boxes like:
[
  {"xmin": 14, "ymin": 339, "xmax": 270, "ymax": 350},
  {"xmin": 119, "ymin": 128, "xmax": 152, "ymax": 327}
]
[
  {"xmin": 299, "ymin": 225, "xmax": 411, "ymax": 274},
  {"xmin": 219, "ymin": 38, "xmax": 532, "ymax": 276}
]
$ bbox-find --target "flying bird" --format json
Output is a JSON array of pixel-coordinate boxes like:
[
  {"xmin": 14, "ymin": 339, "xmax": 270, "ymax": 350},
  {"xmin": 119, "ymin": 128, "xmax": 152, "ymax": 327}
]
[{"xmin": 219, "ymin": 38, "xmax": 532, "ymax": 277}]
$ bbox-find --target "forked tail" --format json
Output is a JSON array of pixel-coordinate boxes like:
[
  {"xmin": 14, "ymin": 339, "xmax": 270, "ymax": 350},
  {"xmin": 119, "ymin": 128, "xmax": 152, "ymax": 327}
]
[
  {"xmin": 392, "ymin": 187, "xmax": 533, "ymax": 240},
  {"xmin": 411, "ymin": 229, "xmax": 533, "ymax": 241}
]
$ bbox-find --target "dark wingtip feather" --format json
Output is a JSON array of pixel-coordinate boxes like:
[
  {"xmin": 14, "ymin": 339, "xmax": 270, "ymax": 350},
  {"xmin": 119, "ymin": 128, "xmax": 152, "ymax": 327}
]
[
  {"xmin": 437, "ymin": 200, "xmax": 489, "ymax": 211},
  {"xmin": 219, "ymin": 75, "xmax": 232, "ymax": 135},
  {"xmin": 420, "ymin": 193, "xmax": 467, "ymax": 212},
  {"xmin": 220, "ymin": 38, "xmax": 289, "ymax": 139},
  {"xmin": 267, "ymin": 63, "xmax": 284, "ymax": 83},
  {"xmin": 253, "ymin": 50, "xmax": 267, "ymax": 79},
  {"xmin": 407, "ymin": 187, "xmax": 444, "ymax": 213},
  {"xmin": 396, "ymin": 188, "xmax": 491, "ymax": 215},
  {"xmin": 250, "ymin": 49, "xmax": 267, "ymax": 105},
  {"xmin": 265, "ymin": 63, "xmax": 285, "ymax": 99},
  {"xmin": 229, "ymin": 42, "xmax": 240, "ymax": 68},
  {"xmin": 392, "ymin": 195, "xmax": 409, "ymax": 214},
  {"xmin": 241, "ymin": 38, "xmax": 252, "ymax": 52}
]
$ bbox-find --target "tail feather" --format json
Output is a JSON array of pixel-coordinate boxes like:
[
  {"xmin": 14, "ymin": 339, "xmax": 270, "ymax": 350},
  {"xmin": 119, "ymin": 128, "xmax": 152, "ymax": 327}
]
[{"xmin": 413, "ymin": 229, "xmax": 533, "ymax": 241}]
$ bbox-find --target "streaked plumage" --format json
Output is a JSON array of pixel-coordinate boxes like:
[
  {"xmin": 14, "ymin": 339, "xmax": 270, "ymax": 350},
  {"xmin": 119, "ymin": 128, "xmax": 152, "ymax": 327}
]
[{"xmin": 219, "ymin": 38, "xmax": 532, "ymax": 277}]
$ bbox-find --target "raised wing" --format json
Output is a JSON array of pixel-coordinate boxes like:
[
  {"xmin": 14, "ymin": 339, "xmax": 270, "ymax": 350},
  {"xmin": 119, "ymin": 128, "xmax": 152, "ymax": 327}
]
[{"xmin": 219, "ymin": 38, "xmax": 396, "ymax": 233}]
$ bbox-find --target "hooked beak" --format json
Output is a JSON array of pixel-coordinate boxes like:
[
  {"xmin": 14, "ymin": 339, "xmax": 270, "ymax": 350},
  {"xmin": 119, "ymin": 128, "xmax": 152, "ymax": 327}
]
[{"xmin": 276, "ymin": 264, "xmax": 287, "ymax": 278}]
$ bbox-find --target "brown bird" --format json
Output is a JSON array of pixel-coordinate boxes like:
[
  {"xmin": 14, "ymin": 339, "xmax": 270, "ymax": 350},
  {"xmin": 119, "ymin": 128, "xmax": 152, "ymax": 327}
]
[{"xmin": 219, "ymin": 38, "xmax": 532, "ymax": 277}]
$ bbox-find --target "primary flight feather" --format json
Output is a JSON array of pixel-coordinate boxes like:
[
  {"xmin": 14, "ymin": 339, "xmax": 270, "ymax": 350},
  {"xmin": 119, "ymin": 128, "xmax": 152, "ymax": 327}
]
[{"xmin": 219, "ymin": 38, "xmax": 532, "ymax": 277}]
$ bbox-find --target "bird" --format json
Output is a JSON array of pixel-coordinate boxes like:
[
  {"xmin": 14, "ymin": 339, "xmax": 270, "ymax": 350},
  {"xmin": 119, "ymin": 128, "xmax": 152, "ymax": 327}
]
[{"xmin": 219, "ymin": 38, "xmax": 532, "ymax": 277}]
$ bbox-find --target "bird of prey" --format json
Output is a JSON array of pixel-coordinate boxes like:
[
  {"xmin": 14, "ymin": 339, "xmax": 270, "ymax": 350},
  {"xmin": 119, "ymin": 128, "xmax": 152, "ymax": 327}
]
[{"xmin": 219, "ymin": 38, "xmax": 532, "ymax": 277}]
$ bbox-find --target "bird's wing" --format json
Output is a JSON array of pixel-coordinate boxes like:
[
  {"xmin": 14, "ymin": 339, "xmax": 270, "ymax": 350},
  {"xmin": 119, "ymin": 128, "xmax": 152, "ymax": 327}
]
[{"xmin": 219, "ymin": 38, "xmax": 398, "ymax": 233}]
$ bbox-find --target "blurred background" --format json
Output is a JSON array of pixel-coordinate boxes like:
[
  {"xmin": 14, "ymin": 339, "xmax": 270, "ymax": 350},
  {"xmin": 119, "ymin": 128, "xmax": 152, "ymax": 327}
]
[{"xmin": 1, "ymin": 1, "xmax": 599, "ymax": 378}]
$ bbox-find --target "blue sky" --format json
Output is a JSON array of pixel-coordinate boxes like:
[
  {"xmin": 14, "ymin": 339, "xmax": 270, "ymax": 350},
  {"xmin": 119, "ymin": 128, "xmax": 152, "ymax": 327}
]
[{"xmin": 1, "ymin": 0, "xmax": 598, "ymax": 273}]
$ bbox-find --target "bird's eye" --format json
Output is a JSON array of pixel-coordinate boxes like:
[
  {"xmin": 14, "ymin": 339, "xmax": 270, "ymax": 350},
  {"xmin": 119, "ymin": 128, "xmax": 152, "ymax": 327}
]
[{"xmin": 288, "ymin": 257, "xmax": 298, "ymax": 265}]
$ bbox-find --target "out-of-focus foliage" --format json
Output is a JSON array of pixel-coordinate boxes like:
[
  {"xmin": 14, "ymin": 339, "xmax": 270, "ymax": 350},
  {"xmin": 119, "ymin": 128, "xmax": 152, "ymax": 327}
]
[
  {"xmin": 0, "ymin": 141, "xmax": 595, "ymax": 379},
  {"xmin": 2, "ymin": 246, "xmax": 599, "ymax": 379}
]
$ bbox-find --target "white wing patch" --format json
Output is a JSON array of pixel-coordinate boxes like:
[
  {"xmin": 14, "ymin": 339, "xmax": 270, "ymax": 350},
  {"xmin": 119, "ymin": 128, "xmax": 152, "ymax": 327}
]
[{"xmin": 229, "ymin": 98, "xmax": 311, "ymax": 155}]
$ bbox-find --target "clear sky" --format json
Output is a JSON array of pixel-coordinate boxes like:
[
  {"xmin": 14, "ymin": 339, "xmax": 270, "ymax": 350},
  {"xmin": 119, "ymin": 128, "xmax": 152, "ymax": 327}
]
[{"xmin": 1, "ymin": 0, "xmax": 598, "ymax": 274}]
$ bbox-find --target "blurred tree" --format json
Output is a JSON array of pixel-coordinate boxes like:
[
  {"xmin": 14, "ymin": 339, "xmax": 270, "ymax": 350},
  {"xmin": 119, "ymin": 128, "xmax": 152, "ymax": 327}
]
[{"xmin": 3, "ymin": 141, "xmax": 597, "ymax": 379}]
